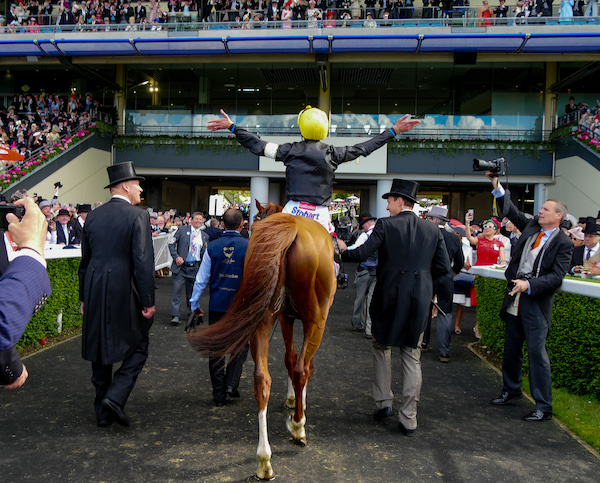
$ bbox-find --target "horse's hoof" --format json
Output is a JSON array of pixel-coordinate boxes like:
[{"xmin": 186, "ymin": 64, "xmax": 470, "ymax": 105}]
[
  {"xmin": 289, "ymin": 436, "xmax": 307, "ymax": 447},
  {"xmin": 284, "ymin": 397, "xmax": 295, "ymax": 410},
  {"xmin": 255, "ymin": 459, "xmax": 274, "ymax": 481}
]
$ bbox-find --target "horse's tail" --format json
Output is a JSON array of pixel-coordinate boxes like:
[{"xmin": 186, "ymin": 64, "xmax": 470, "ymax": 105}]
[{"xmin": 187, "ymin": 214, "xmax": 298, "ymax": 358}]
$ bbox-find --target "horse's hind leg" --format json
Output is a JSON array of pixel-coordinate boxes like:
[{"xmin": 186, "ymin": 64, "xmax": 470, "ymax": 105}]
[
  {"xmin": 281, "ymin": 314, "xmax": 297, "ymax": 410},
  {"xmin": 251, "ymin": 317, "xmax": 276, "ymax": 480}
]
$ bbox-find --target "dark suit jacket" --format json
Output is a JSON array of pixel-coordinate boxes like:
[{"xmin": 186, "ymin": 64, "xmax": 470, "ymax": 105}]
[
  {"xmin": 168, "ymin": 226, "xmax": 209, "ymax": 274},
  {"xmin": 79, "ymin": 197, "xmax": 155, "ymax": 364},
  {"xmin": 343, "ymin": 211, "xmax": 451, "ymax": 348},
  {"xmin": 68, "ymin": 218, "xmax": 84, "ymax": 245},
  {"xmin": 497, "ymin": 193, "xmax": 573, "ymax": 323},
  {"xmin": 435, "ymin": 228, "xmax": 464, "ymax": 312},
  {"xmin": 0, "ymin": 256, "xmax": 51, "ymax": 385},
  {"xmin": 56, "ymin": 221, "xmax": 79, "ymax": 245}
]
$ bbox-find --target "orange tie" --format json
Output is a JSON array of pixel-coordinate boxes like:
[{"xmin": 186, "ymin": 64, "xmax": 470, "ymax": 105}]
[{"xmin": 531, "ymin": 231, "xmax": 544, "ymax": 250}]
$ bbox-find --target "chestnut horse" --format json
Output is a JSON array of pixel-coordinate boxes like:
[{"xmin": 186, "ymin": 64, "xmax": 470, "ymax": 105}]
[{"xmin": 187, "ymin": 202, "xmax": 337, "ymax": 480}]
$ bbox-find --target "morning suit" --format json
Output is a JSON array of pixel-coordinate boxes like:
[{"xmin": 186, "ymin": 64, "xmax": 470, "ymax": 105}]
[
  {"xmin": 496, "ymin": 191, "xmax": 573, "ymax": 412},
  {"xmin": 78, "ymin": 197, "xmax": 155, "ymax": 418},
  {"xmin": 423, "ymin": 227, "xmax": 464, "ymax": 355},
  {"xmin": 569, "ymin": 244, "xmax": 600, "ymax": 271},
  {"xmin": 68, "ymin": 217, "xmax": 84, "ymax": 245},
  {"xmin": 342, "ymin": 210, "xmax": 451, "ymax": 429},
  {"xmin": 169, "ymin": 225, "xmax": 209, "ymax": 319},
  {"xmin": 56, "ymin": 221, "xmax": 79, "ymax": 245},
  {"xmin": 0, "ymin": 256, "xmax": 51, "ymax": 385}
]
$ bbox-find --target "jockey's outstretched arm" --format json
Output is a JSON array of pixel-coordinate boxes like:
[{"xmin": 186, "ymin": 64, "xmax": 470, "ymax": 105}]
[{"xmin": 207, "ymin": 109, "xmax": 279, "ymax": 159}]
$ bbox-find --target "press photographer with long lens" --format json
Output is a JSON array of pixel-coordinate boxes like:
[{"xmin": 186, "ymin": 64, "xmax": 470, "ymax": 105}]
[
  {"xmin": 484, "ymin": 167, "xmax": 573, "ymax": 422},
  {"xmin": 0, "ymin": 198, "xmax": 51, "ymax": 390}
]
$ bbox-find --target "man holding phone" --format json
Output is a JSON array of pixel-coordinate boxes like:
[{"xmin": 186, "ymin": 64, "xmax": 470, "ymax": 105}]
[{"xmin": 0, "ymin": 198, "xmax": 52, "ymax": 389}]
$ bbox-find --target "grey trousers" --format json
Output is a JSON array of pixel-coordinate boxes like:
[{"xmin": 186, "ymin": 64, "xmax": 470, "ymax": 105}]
[
  {"xmin": 372, "ymin": 333, "xmax": 423, "ymax": 430},
  {"xmin": 170, "ymin": 265, "xmax": 198, "ymax": 318},
  {"xmin": 351, "ymin": 269, "xmax": 376, "ymax": 334}
]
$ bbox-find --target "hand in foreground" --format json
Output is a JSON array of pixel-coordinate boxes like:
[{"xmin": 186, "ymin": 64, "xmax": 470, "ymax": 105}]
[
  {"xmin": 175, "ymin": 256, "xmax": 184, "ymax": 267},
  {"xmin": 337, "ymin": 239, "xmax": 348, "ymax": 252},
  {"xmin": 486, "ymin": 170, "xmax": 499, "ymax": 189},
  {"xmin": 196, "ymin": 307, "xmax": 205, "ymax": 317},
  {"xmin": 142, "ymin": 306, "xmax": 156, "ymax": 319},
  {"xmin": 465, "ymin": 212, "xmax": 474, "ymax": 224},
  {"xmin": 393, "ymin": 114, "xmax": 421, "ymax": 134},
  {"xmin": 7, "ymin": 198, "xmax": 47, "ymax": 255},
  {"xmin": 5, "ymin": 365, "xmax": 28, "ymax": 390},
  {"xmin": 508, "ymin": 279, "xmax": 529, "ymax": 297},
  {"xmin": 207, "ymin": 109, "xmax": 234, "ymax": 131}
]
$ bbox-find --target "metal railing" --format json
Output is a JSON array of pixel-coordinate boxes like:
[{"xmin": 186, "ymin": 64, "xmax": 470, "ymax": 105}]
[{"xmin": 1, "ymin": 8, "xmax": 598, "ymax": 34}]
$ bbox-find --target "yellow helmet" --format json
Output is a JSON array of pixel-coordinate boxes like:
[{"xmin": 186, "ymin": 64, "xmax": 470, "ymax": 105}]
[{"xmin": 298, "ymin": 106, "xmax": 328, "ymax": 141}]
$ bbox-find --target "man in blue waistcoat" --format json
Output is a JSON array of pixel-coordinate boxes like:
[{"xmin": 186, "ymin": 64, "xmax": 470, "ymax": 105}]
[{"xmin": 189, "ymin": 208, "xmax": 249, "ymax": 407}]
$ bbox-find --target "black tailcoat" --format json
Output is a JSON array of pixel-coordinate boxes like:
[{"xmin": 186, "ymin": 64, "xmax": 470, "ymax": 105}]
[
  {"xmin": 343, "ymin": 211, "xmax": 451, "ymax": 348},
  {"xmin": 78, "ymin": 198, "xmax": 155, "ymax": 364}
]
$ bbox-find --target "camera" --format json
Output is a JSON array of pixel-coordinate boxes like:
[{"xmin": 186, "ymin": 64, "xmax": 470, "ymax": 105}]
[
  {"xmin": 473, "ymin": 157, "xmax": 508, "ymax": 176},
  {"xmin": 0, "ymin": 204, "xmax": 26, "ymax": 231}
]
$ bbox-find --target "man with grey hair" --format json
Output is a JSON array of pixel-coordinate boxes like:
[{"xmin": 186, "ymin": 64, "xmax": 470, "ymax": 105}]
[{"xmin": 486, "ymin": 171, "xmax": 573, "ymax": 422}]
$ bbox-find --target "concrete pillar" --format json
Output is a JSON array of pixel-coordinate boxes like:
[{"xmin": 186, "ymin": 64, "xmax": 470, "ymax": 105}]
[
  {"xmin": 114, "ymin": 64, "xmax": 126, "ymax": 132},
  {"xmin": 250, "ymin": 176, "xmax": 270, "ymax": 227},
  {"xmin": 376, "ymin": 179, "xmax": 393, "ymax": 219},
  {"xmin": 544, "ymin": 62, "xmax": 558, "ymax": 132},
  {"xmin": 534, "ymin": 183, "xmax": 547, "ymax": 214},
  {"xmin": 318, "ymin": 61, "xmax": 331, "ymax": 120},
  {"xmin": 368, "ymin": 187, "xmax": 378, "ymax": 216}
]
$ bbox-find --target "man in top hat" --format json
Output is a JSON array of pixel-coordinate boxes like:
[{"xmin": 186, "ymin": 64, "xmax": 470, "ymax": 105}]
[
  {"xmin": 346, "ymin": 212, "xmax": 378, "ymax": 337},
  {"xmin": 339, "ymin": 179, "xmax": 451, "ymax": 435},
  {"xmin": 55, "ymin": 208, "xmax": 79, "ymax": 245},
  {"xmin": 207, "ymin": 108, "xmax": 420, "ymax": 235},
  {"xmin": 487, "ymin": 171, "xmax": 573, "ymax": 422},
  {"xmin": 78, "ymin": 161, "xmax": 155, "ymax": 427},
  {"xmin": 422, "ymin": 206, "xmax": 464, "ymax": 362},
  {"xmin": 569, "ymin": 221, "xmax": 600, "ymax": 273},
  {"xmin": 69, "ymin": 203, "xmax": 91, "ymax": 243},
  {"xmin": 39, "ymin": 199, "xmax": 57, "ymax": 245}
]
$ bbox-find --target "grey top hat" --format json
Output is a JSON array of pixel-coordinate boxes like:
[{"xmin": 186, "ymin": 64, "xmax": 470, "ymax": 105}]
[
  {"xmin": 104, "ymin": 161, "xmax": 145, "ymax": 189},
  {"xmin": 425, "ymin": 205, "xmax": 448, "ymax": 222},
  {"xmin": 382, "ymin": 179, "xmax": 420, "ymax": 203}
]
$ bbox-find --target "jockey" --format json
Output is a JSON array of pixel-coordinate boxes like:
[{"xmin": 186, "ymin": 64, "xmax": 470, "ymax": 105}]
[{"xmin": 207, "ymin": 107, "xmax": 421, "ymax": 234}]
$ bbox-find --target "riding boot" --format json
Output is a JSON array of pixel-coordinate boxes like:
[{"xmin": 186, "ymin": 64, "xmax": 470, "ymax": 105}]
[{"xmin": 332, "ymin": 236, "xmax": 348, "ymax": 289}]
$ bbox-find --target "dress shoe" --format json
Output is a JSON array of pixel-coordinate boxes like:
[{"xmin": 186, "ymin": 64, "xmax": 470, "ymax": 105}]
[
  {"xmin": 101, "ymin": 398, "xmax": 130, "ymax": 427},
  {"xmin": 226, "ymin": 386, "xmax": 240, "ymax": 398},
  {"xmin": 420, "ymin": 343, "xmax": 429, "ymax": 353},
  {"xmin": 490, "ymin": 391, "xmax": 523, "ymax": 406},
  {"xmin": 439, "ymin": 353, "xmax": 450, "ymax": 363},
  {"xmin": 97, "ymin": 418, "xmax": 113, "ymax": 428},
  {"xmin": 399, "ymin": 422, "xmax": 416, "ymax": 437},
  {"xmin": 522, "ymin": 408, "xmax": 552, "ymax": 422},
  {"xmin": 214, "ymin": 401, "xmax": 226, "ymax": 408},
  {"xmin": 373, "ymin": 406, "xmax": 393, "ymax": 421},
  {"xmin": 170, "ymin": 317, "xmax": 180, "ymax": 326}
]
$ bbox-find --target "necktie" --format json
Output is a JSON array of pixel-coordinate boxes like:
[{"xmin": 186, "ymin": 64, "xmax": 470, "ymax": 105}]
[
  {"xmin": 586, "ymin": 248, "xmax": 592, "ymax": 261},
  {"xmin": 531, "ymin": 231, "xmax": 544, "ymax": 250}
]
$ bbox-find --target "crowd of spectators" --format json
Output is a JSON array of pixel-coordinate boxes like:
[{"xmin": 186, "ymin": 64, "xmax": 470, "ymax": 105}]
[
  {"xmin": 0, "ymin": 91, "xmax": 99, "ymax": 171},
  {"xmin": 2, "ymin": 0, "xmax": 595, "ymax": 32}
]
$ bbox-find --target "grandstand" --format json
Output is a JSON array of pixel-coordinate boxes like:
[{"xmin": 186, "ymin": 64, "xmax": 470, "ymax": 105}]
[{"xmin": 1, "ymin": 0, "xmax": 599, "ymax": 220}]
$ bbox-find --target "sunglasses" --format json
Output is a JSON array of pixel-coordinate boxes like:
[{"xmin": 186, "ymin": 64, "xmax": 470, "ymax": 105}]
[{"xmin": 483, "ymin": 224, "xmax": 496, "ymax": 229}]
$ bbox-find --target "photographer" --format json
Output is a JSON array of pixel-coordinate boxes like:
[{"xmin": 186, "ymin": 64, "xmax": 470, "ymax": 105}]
[
  {"xmin": 486, "ymin": 170, "xmax": 573, "ymax": 422},
  {"xmin": 0, "ymin": 198, "xmax": 51, "ymax": 390}
]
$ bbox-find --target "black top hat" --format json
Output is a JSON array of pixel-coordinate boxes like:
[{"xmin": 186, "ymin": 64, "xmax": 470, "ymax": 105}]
[
  {"xmin": 358, "ymin": 212, "xmax": 376, "ymax": 228},
  {"xmin": 104, "ymin": 161, "xmax": 145, "ymax": 189},
  {"xmin": 596, "ymin": 210, "xmax": 600, "ymax": 220},
  {"xmin": 583, "ymin": 222, "xmax": 600, "ymax": 235},
  {"xmin": 382, "ymin": 179, "xmax": 420, "ymax": 203},
  {"xmin": 77, "ymin": 203, "xmax": 92, "ymax": 213},
  {"xmin": 57, "ymin": 208, "xmax": 70, "ymax": 216}
]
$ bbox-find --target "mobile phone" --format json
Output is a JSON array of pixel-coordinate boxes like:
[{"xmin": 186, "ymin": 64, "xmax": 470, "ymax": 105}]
[
  {"xmin": 0, "ymin": 204, "xmax": 25, "ymax": 232},
  {"xmin": 468, "ymin": 209, "xmax": 474, "ymax": 216}
]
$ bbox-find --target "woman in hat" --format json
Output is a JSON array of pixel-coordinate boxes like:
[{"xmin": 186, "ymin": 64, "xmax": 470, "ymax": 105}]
[{"xmin": 465, "ymin": 213, "xmax": 506, "ymax": 338}]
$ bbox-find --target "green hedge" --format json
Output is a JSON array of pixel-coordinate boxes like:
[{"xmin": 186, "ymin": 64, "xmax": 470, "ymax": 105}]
[
  {"xmin": 17, "ymin": 258, "xmax": 82, "ymax": 349},
  {"xmin": 475, "ymin": 276, "xmax": 600, "ymax": 401}
]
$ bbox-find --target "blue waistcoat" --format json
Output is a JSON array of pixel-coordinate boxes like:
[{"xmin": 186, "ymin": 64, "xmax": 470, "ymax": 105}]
[{"xmin": 208, "ymin": 231, "xmax": 249, "ymax": 313}]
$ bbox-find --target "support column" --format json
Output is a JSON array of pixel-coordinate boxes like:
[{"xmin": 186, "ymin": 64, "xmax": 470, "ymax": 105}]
[
  {"xmin": 534, "ymin": 183, "xmax": 547, "ymax": 213},
  {"xmin": 318, "ymin": 61, "xmax": 331, "ymax": 120},
  {"xmin": 269, "ymin": 181, "xmax": 282, "ymax": 207},
  {"xmin": 114, "ymin": 64, "xmax": 126, "ymax": 133},
  {"xmin": 375, "ymin": 179, "xmax": 392, "ymax": 219},
  {"xmin": 250, "ymin": 177, "xmax": 270, "ymax": 228},
  {"xmin": 368, "ymin": 187, "xmax": 378, "ymax": 217},
  {"xmin": 544, "ymin": 62, "xmax": 558, "ymax": 133}
]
